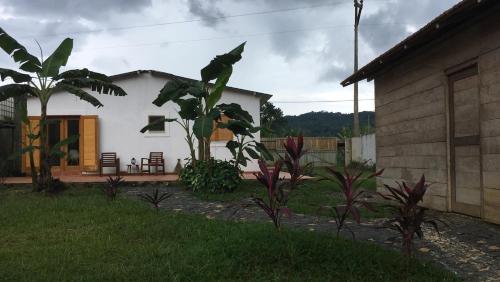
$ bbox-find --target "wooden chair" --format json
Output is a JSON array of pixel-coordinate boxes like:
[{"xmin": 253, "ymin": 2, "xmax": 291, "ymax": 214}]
[
  {"xmin": 100, "ymin": 152, "xmax": 120, "ymax": 176},
  {"xmin": 141, "ymin": 152, "xmax": 165, "ymax": 175}
]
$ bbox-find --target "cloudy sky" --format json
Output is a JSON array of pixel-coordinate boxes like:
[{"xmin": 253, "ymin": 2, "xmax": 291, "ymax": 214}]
[{"xmin": 0, "ymin": 0, "xmax": 460, "ymax": 115}]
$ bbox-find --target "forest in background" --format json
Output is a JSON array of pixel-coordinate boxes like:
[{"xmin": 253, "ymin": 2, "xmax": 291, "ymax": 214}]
[{"xmin": 261, "ymin": 102, "xmax": 375, "ymax": 137}]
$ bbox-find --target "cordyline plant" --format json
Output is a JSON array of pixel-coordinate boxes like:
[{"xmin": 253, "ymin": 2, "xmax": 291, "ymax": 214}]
[
  {"xmin": 379, "ymin": 175, "xmax": 440, "ymax": 257},
  {"xmin": 0, "ymin": 27, "xmax": 127, "ymax": 192},
  {"xmin": 252, "ymin": 160, "xmax": 289, "ymax": 230},
  {"xmin": 282, "ymin": 134, "xmax": 312, "ymax": 192},
  {"xmin": 252, "ymin": 135, "xmax": 310, "ymax": 230},
  {"xmin": 138, "ymin": 188, "xmax": 173, "ymax": 211},
  {"xmin": 103, "ymin": 176, "xmax": 125, "ymax": 201},
  {"xmin": 323, "ymin": 163, "xmax": 384, "ymax": 238}
]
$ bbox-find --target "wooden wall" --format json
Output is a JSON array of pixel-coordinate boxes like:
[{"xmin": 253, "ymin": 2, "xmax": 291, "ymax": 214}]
[{"xmin": 374, "ymin": 6, "xmax": 500, "ymax": 223}]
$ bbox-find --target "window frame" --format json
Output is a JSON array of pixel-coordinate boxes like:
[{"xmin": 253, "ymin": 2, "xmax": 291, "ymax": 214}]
[{"xmin": 147, "ymin": 115, "xmax": 166, "ymax": 133}]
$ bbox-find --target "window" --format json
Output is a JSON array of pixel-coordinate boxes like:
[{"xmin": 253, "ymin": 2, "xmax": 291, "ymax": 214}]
[{"xmin": 148, "ymin": 115, "xmax": 165, "ymax": 132}]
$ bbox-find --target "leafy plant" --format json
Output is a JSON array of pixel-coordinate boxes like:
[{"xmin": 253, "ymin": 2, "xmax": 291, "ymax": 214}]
[
  {"xmin": 141, "ymin": 43, "xmax": 253, "ymax": 166},
  {"xmin": 252, "ymin": 160, "xmax": 289, "ymax": 230},
  {"xmin": 180, "ymin": 159, "xmax": 241, "ymax": 193},
  {"xmin": 323, "ymin": 163, "xmax": 383, "ymax": 238},
  {"xmin": 379, "ymin": 175, "xmax": 440, "ymax": 257},
  {"xmin": 253, "ymin": 135, "xmax": 310, "ymax": 230},
  {"xmin": 282, "ymin": 134, "xmax": 312, "ymax": 191},
  {"xmin": 103, "ymin": 176, "xmax": 125, "ymax": 201},
  {"xmin": 44, "ymin": 177, "xmax": 67, "ymax": 196},
  {"xmin": 138, "ymin": 188, "xmax": 172, "ymax": 211},
  {"xmin": 219, "ymin": 116, "xmax": 273, "ymax": 171},
  {"xmin": 0, "ymin": 27, "xmax": 127, "ymax": 192}
]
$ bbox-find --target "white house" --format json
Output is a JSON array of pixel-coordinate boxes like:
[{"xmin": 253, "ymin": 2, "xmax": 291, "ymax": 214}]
[{"xmin": 23, "ymin": 70, "xmax": 272, "ymax": 175}]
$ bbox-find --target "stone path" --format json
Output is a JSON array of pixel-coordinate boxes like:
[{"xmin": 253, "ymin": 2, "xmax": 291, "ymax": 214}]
[{"xmin": 124, "ymin": 185, "xmax": 500, "ymax": 282}]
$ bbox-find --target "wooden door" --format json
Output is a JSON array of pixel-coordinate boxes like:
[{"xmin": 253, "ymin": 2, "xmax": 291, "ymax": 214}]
[{"xmin": 449, "ymin": 65, "xmax": 482, "ymax": 217}]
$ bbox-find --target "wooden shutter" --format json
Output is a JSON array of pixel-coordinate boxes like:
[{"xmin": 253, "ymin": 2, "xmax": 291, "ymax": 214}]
[
  {"xmin": 211, "ymin": 115, "xmax": 233, "ymax": 141},
  {"xmin": 81, "ymin": 116, "xmax": 99, "ymax": 171},
  {"xmin": 22, "ymin": 118, "xmax": 40, "ymax": 172}
]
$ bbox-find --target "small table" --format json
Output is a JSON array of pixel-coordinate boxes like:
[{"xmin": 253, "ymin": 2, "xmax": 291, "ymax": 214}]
[{"xmin": 127, "ymin": 164, "xmax": 140, "ymax": 174}]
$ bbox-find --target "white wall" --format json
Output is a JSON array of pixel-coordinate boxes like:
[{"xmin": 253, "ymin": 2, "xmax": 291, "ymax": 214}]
[
  {"xmin": 349, "ymin": 133, "xmax": 376, "ymax": 165},
  {"xmin": 26, "ymin": 72, "xmax": 263, "ymax": 172}
]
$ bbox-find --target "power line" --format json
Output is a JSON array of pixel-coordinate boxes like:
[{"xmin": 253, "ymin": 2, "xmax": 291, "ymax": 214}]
[
  {"xmin": 18, "ymin": 0, "xmax": 395, "ymax": 39},
  {"xmin": 72, "ymin": 23, "xmax": 407, "ymax": 52}
]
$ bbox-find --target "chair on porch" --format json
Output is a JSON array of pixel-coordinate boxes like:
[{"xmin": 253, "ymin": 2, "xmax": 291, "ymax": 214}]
[
  {"xmin": 99, "ymin": 152, "xmax": 120, "ymax": 176},
  {"xmin": 141, "ymin": 152, "xmax": 165, "ymax": 175}
]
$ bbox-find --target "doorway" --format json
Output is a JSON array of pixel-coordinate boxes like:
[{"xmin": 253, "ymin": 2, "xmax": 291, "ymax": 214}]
[
  {"xmin": 449, "ymin": 65, "xmax": 482, "ymax": 217},
  {"xmin": 46, "ymin": 117, "xmax": 81, "ymax": 174}
]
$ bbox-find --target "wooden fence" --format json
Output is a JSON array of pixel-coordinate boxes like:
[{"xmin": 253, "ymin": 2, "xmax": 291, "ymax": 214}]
[{"xmin": 261, "ymin": 137, "xmax": 340, "ymax": 166}]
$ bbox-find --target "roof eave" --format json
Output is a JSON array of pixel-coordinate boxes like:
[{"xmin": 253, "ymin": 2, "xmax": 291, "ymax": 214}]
[{"xmin": 340, "ymin": 0, "xmax": 497, "ymax": 87}]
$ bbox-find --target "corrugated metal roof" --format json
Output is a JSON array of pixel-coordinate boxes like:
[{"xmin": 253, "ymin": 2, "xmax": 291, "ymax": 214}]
[{"xmin": 341, "ymin": 0, "xmax": 498, "ymax": 86}]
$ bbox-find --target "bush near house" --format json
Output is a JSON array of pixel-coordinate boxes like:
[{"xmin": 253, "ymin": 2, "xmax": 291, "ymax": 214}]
[{"xmin": 180, "ymin": 159, "xmax": 241, "ymax": 193}]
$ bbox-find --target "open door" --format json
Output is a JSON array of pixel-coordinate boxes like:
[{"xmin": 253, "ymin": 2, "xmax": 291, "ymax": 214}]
[{"xmin": 449, "ymin": 65, "xmax": 482, "ymax": 217}]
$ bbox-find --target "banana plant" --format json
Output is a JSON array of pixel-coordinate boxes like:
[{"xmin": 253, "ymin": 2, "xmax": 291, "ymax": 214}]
[
  {"xmin": 0, "ymin": 27, "xmax": 127, "ymax": 191},
  {"xmin": 141, "ymin": 43, "xmax": 256, "ymax": 165},
  {"xmin": 217, "ymin": 115, "xmax": 273, "ymax": 170}
]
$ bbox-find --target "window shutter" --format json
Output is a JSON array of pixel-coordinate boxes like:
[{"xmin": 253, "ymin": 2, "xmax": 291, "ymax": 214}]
[
  {"xmin": 211, "ymin": 115, "xmax": 233, "ymax": 141},
  {"xmin": 22, "ymin": 118, "xmax": 40, "ymax": 172},
  {"xmin": 81, "ymin": 116, "xmax": 99, "ymax": 171}
]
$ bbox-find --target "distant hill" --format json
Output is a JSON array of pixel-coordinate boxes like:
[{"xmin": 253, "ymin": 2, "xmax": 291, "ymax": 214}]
[{"xmin": 284, "ymin": 111, "xmax": 375, "ymax": 137}]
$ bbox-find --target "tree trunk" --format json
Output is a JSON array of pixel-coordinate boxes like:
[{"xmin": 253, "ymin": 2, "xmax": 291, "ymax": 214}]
[
  {"xmin": 204, "ymin": 138, "xmax": 211, "ymax": 161},
  {"xmin": 198, "ymin": 139, "xmax": 205, "ymax": 161},
  {"xmin": 37, "ymin": 102, "xmax": 52, "ymax": 192},
  {"xmin": 28, "ymin": 139, "xmax": 38, "ymax": 191}
]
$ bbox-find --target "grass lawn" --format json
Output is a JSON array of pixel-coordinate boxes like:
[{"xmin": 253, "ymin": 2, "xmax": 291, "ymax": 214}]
[
  {"xmin": 0, "ymin": 187, "xmax": 456, "ymax": 281},
  {"xmin": 195, "ymin": 167, "xmax": 388, "ymax": 219}
]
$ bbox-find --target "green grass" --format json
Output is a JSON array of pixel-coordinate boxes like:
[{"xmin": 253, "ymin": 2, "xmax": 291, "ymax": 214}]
[
  {"xmin": 0, "ymin": 187, "xmax": 456, "ymax": 281},
  {"xmin": 195, "ymin": 169, "xmax": 388, "ymax": 219}
]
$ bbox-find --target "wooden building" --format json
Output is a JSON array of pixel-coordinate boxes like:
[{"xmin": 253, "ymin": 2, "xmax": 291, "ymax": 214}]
[{"xmin": 342, "ymin": 0, "xmax": 500, "ymax": 224}]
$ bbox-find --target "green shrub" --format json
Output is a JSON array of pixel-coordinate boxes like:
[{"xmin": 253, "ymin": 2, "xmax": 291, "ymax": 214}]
[{"xmin": 180, "ymin": 159, "xmax": 241, "ymax": 193}]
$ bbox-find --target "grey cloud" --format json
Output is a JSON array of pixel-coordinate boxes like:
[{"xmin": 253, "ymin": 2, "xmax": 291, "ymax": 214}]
[
  {"xmin": 187, "ymin": 0, "xmax": 225, "ymax": 27},
  {"xmin": 319, "ymin": 64, "xmax": 350, "ymax": 82},
  {"xmin": 360, "ymin": 0, "xmax": 460, "ymax": 53},
  {"xmin": 0, "ymin": 0, "xmax": 152, "ymax": 21}
]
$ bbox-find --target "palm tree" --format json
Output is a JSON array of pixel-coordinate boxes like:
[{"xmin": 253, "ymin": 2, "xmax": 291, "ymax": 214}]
[{"xmin": 0, "ymin": 27, "xmax": 127, "ymax": 191}]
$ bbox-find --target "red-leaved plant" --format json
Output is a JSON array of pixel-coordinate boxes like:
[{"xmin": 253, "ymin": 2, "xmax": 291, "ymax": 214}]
[
  {"xmin": 282, "ymin": 134, "xmax": 312, "ymax": 190},
  {"xmin": 253, "ymin": 135, "xmax": 310, "ymax": 230},
  {"xmin": 324, "ymin": 163, "xmax": 384, "ymax": 238},
  {"xmin": 252, "ymin": 160, "xmax": 289, "ymax": 230},
  {"xmin": 380, "ymin": 175, "xmax": 440, "ymax": 257}
]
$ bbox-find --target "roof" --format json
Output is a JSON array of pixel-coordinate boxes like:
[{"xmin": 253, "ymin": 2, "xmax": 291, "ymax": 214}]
[
  {"xmin": 341, "ymin": 0, "xmax": 499, "ymax": 87},
  {"xmin": 110, "ymin": 69, "xmax": 272, "ymax": 103}
]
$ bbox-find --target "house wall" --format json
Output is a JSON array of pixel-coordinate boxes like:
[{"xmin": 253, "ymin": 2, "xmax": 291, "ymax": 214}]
[
  {"xmin": 26, "ymin": 72, "xmax": 263, "ymax": 173},
  {"xmin": 374, "ymin": 8, "xmax": 500, "ymax": 223}
]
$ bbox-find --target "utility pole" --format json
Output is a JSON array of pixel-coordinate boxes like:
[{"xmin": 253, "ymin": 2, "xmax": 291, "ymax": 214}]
[{"xmin": 353, "ymin": 0, "xmax": 363, "ymax": 137}]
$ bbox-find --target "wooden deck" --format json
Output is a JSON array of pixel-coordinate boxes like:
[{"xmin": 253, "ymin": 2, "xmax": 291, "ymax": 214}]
[{"xmin": 2, "ymin": 172, "xmax": 291, "ymax": 184}]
